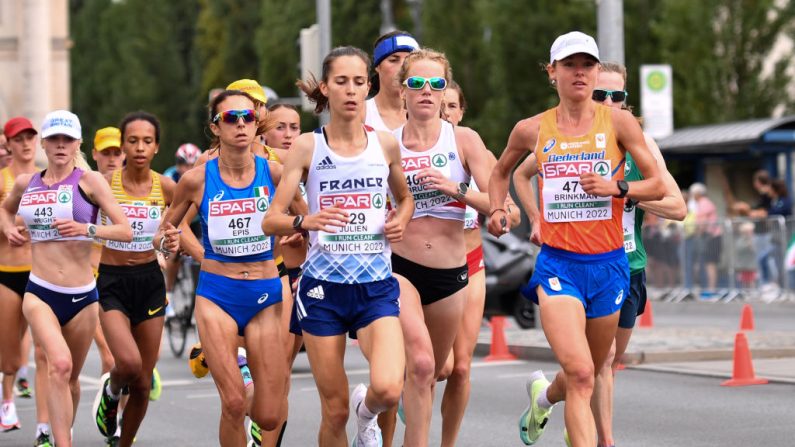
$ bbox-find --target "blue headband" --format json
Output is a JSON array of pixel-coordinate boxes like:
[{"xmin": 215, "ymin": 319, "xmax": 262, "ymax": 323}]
[{"xmin": 373, "ymin": 34, "xmax": 420, "ymax": 67}]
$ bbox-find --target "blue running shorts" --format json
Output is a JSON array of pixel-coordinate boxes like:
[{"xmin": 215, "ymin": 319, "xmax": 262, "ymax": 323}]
[
  {"xmin": 522, "ymin": 245, "xmax": 629, "ymax": 319},
  {"xmin": 618, "ymin": 270, "xmax": 647, "ymax": 329},
  {"xmin": 196, "ymin": 271, "xmax": 283, "ymax": 336},
  {"xmin": 295, "ymin": 275, "xmax": 400, "ymax": 337}
]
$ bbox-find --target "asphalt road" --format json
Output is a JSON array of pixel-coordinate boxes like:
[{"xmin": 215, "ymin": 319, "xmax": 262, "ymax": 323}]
[{"xmin": 5, "ymin": 331, "xmax": 794, "ymax": 446}]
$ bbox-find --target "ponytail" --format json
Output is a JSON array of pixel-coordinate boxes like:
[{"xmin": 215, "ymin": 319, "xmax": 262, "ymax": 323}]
[{"xmin": 74, "ymin": 148, "xmax": 92, "ymax": 172}]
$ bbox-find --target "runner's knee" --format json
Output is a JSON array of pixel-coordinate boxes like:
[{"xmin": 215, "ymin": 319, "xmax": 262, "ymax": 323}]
[{"xmin": 407, "ymin": 351, "xmax": 435, "ymax": 387}]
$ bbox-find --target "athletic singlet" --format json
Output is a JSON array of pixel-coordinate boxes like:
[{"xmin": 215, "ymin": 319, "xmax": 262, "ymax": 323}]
[
  {"xmin": 623, "ymin": 151, "xmax": 646, "ymax": 274},
  {"xmin": 199, "ymin": 156, "xmax": 274, "ymax": 263},
  {"xmin": 261, "ymin": 143, "xmax": 281, "ymax": 163},
  {"xmin": 101, "ymin": 169, "xmax": 166, "ymax": 252},
  {"xmin": 364, "ymin": 98, "xmax": 391, "ymax": 132},
  {"xmin": 1, "ymin": 168, "xmax": 13, "ymax": 200},
  {"xmin": 535, "ymin": 105, "xmax": 624, "ymax": 254},
  {"xmin": 464, "ymin": 180, "xmax": 480, "ymax": 230},
  {"xmin": 18, "ymin": 168, "xmax": 98, "ymax": 243},
  {"xmin": 394, "ymin": 120, "xmax": 470, "ymax": 221},
  {"xmin": 303, "ymin": 127, "xmax": 391, "ymax": 284}
]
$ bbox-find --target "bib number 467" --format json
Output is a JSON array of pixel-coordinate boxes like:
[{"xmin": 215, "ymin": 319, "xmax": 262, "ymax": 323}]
[{"xmin": 228, "ymin": 217, "xmax": 251, "ymax": 229}]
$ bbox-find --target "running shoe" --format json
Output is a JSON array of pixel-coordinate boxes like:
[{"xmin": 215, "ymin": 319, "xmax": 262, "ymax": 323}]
[
  {"xmin": 105, "ymin": 435, "xmax": 120, "ymax": 447},
  {"xmin": 238, "ymin": 349, "xmax": 253, "ymax": 387},
  {"xmin": 248, "ymin": 419, "xmax": 262, "ymax": 446},
  {"xmin": 0, "ymin": 401, "xmax": 20, "ymax": 432},
  {"xmin": 189, "ymin": 343, "xmax": 209, "ymax": 378},
  {"xmin": 34, "ymin": 431, "xmax": 53, "ymax": 447},
  {"xmin": 518, "ymin": 371, "xmax": 552, "ymax": 445},
  {"xmin": 93, "ymin": 372, "xmax": 120, "ymax": 437},
  {"xmin": 149, "ymin": 367, "xmax": 162, "ymax": 401},
  {"xmin": 350, "ymin": 384, "xmax": 382, "ymax": 447},
  {"xmin": 15, "ymin": 378, "xmax": 32, "ymax": 399}
]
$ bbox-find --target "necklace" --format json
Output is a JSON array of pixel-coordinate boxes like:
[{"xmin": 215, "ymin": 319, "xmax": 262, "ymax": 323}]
[{"xmin": 218, "ymin": 153, "xmax": 252, "ymax": 170}]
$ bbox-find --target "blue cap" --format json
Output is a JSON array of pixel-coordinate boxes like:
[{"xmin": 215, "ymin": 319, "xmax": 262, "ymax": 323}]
[{"xmin": 373, "ymin": 34, "xmax": 420, "ymax": 67}]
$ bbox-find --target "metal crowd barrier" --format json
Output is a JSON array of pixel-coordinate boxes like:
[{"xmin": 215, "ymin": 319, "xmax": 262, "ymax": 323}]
[{"xmin": 643, "ymin": 215, "xmax": 793, "ymax": 303}]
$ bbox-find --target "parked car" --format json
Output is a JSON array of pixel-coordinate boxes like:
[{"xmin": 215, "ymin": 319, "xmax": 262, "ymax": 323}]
[{"xmin": 481, "ymin": 228, "xmax": 537, "ymax": 328}]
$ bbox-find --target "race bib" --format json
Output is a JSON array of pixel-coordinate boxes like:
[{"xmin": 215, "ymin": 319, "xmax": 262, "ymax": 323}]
[
  {"xmin": 402, "ymin": 153, "xmax": 455, "ymax": 212},
  {"xmin": 317, "ymin": 192, "xmax": 386, "ymax": 254},
  {"xmin": 19, "ymin": 185, "xmax": 74, "ymax": 241},
  {"xmin": 207, "ymin": 195, "xmax": 270, "ymax": 256},
  {"xmin": 622, "ymin": 203, "xmax": 636, "ymax": 253},
  {"xmin": 104, "ymin": 202, "xmax": 162, "ymax": 252},
  {"xmin": 541, "ymin": 160, "xmax": 613, "ymax": 223}
]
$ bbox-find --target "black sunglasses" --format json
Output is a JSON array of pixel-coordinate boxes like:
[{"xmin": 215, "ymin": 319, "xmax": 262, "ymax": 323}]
[{"xmin": 592, "ymin": 89, "xmax": 628, "ymax": 103}]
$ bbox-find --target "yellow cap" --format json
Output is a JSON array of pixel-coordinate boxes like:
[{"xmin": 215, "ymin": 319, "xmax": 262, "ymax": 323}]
[
  {"xmin": 94, "ymin": 127, "xmax": 121, "ymax": 151},
  {"xmin": 188, "ymin": 342, "xmax": 209, "ymax": 378},
  {"xmin": 226, "ymin": 79, "xmax": 268, "ymax": 104}
]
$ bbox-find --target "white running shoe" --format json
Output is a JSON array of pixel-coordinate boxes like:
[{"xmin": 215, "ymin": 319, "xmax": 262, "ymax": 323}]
[
  {"xmin": 350, "ymin": 384, "xmax": 382, "ymax": 447},
  {"xmin": 1, "ymin": 401, "xmax": 20, "ymax": 432}
]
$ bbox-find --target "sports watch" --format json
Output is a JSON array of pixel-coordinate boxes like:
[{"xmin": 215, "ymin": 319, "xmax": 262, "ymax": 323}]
[
  {"xmin": 292, "ymin": 215, "xmax": 305, "ymax": 231},
  {"xmin": 454, "ymin": 182, "xmax": 469, "ymax": 201},
  {"xmin": 86, "ymin": 223, "xmax": 97, "ymax": 238},
  {"xmin": 615, "ymin": 180, "xmax": 629, "ymax": 199}
]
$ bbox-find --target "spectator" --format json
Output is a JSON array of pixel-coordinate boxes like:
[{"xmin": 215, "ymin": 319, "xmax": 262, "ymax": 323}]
[
  {"xmin": 734, "ymin": 221, "xmax": 758, "ymax": 288},
  {"xmin": 0, "ymin": 132, "xmax": 9, "ymax": 169},
  {"xmin": 768, "ymin": 179, "xmax": 792, "ymax": 217},
  {"xmin": 750, "ymin": 169, "xmax": 772, "ymax": 218},
  {"xmin": 690, "ymin": 183, "xmax": 721, "ymax": 292}
]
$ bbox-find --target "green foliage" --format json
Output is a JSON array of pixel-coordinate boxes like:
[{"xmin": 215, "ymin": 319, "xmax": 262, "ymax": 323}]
[{"xmin": 70, "ymin": 0, "xmax": 795, "ymax": 167}]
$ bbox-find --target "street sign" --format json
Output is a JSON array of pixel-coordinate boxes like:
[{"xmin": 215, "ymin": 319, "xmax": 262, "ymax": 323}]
[{"xmin": 640, "ymin": 64, "xmax": 674, "ymax": 139}]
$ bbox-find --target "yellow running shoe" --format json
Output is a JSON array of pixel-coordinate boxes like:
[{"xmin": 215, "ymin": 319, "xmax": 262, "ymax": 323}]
[
  {"xmin": 518, "ymin": 370, "xmax": 552, "ymax": 445},
  {"xmin": 149, "ymin": 367, "xmax": 162, "ymax": 401},
  {"xmin": 189, "ymin": 343, "xmax": 209, "ymax": 378}
]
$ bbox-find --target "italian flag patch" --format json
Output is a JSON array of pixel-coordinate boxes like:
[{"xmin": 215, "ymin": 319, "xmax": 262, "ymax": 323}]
[{"xmin": 254, "ymin": 186, "xmax": 269, "ymax": 198}]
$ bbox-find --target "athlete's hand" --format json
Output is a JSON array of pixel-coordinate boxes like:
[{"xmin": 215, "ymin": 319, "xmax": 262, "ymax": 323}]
[
  {"xmin": 304, "ymin": 207, "xmax": 349, "ymax": 233},
  {"xmin": 417, "ymin": 168, "xmax": 457, "ymax": 197},
  {"xmin": 53, "ymin": 219, "xmax": 87, "ymax": 238},
  {"xmin": 281, "ymin": 232, "xmax": 304, "ymax": 247},
  {"xmin": 529, "ymin": 222, "xmax": 541, "ymax": 246},
  {"xmin": 161, "ymin": 222, "xmax": 181, "ymax": 254},
  {"xmin": 580, "ymin": 172, "xmax": 619, "ymax": 197},
  {"xmin": 384, "ymin": 209, "xmax": 405, "ymax": 243},
  {"xmin": 487, "ymin": 210, "xmax": 510, "ymax": 237},
  {"xmin": 3, "ymin": 224, "xmax": 28, "ymax": 246}
]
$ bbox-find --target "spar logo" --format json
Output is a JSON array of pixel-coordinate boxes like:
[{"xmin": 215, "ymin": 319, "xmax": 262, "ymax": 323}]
[
  {"xmin": 402, "ymin": 156, "xmax": 431, "ymax": 171},
  {"xmin": 319, "ymin": 193, "xmax": 371, "ymax": 209},
  {"xmin": 21, "ymin": 191, "xmax": 57, "ymax": 206},
  {"xmin": 593, "ymin": 161, "xmax": 610, "ymax": 176},
  {"xmin": 256, "ymin": 197, "xmax": 268, "ymax": 212},
  {"xmin": 542, "ymin": 161, "xmax": 593, "ymax": 179},
  {"xmin": 122, "ymin": 205, "xmax": 158, "ymax": 219},
  {"xmin": 432, "ymin": 154, "xmax": 447, "ymax": 167},
  {"xmin": 57, "ymin": 190, "xmax": 72, "ymax": 204},
  {"xmin": 209, "ymin": 198, "xmax": 257, "ymax": 216}
]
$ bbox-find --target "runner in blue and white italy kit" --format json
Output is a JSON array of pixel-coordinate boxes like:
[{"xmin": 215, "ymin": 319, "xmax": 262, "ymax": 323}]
[
  {"xmin": 0, "ymin": 110, "xmax": 132, "ymax": 447},
  {"xmin": 384, "ymin": 49, "xmax": 497, "ymax": 447},
  {"xmin": 154, "ymin": 90, "xmax": 288, "ymax": 447},
  {"xmin": 364, "ymin": 31, "xmax": 419, "ymax": 132},
  {"xmin": 263, "ymin": 46, "xmax": 414, "ymax": 447}
]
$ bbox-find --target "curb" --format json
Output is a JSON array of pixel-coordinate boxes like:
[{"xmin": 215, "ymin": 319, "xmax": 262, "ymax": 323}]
[{"xmin": 627, "ymin": 363, "xmax": 795, "ymax": 385}]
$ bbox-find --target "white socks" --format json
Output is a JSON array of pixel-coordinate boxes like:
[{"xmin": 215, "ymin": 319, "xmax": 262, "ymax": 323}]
[
  {"xmin": 106, "ymin": 383, "xmax": 121, "ymax": 400},
  {"xmin": 36, "ymin": 423, "xmax": 50, "ymax": 436},
  {"xmin": 356, "ymin": 399, "xmax": 377, "ymax": 424},
  {"xmin": 536, "ymin": 386, "xmax": 553, "ymax": 410}
]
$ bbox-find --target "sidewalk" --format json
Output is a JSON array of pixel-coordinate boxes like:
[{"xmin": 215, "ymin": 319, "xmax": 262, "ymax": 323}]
[{"xmin": 475, "ymin": 301, "xmax": 795, "ymax": 384}]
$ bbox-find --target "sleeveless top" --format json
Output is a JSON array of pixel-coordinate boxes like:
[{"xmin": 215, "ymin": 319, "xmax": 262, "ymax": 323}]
[
  {"xmin": 1, "ymin": 167, "xmax": 14, "ymax": 200},
  {"xmin": 303, "ymin": 127, "xmax": 391, "ymax": 284},
  {"xmin": 18, "ymin": 168, "xmax": 98, "ymax": 243},
  {"xmin": 623, "ymin": 152, "xmax": 646, "ymax": 274},
  {"xmin": 364, "ymin": 98, "xmax": 391, "ymax": 132},
  {"xmin": 199, "ymin": 156, "xmax": 275, "ymax": 263},
  {"xmin": 101, "ymin": 169, "xmax": 166, "ymax": 252},
  {"xmin": 394, "ymin": 120, "xmax": 470, "ymax": 221},
  {"xmin": 534, "ymin": 105, "xmax": 625, "ymax": 254}
]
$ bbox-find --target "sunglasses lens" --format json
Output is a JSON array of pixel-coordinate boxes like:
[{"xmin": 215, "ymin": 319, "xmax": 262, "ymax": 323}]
[
  {"xmin": 406, "ymin": 77, "xmax": 425, "ymax": 89},
  {"xmin": 592, "ymin": 90, "xmax": 608, "ymax": 102},
  {"xmin": 219, "ymin": 110, "xmax": 257, "ymax": 124},
  {"xmin": 429, "ymin": 77, "xmax": 447, "ymax": 90},
  {"xmin": 612, "ymin": 91, "xmax": 627, "ymax": 102}
]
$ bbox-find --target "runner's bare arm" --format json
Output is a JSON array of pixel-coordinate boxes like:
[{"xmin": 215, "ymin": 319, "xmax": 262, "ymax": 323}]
[
  {"xmin": 155, "ymin": 167, "xmax": 203, "ymax": 253},
  {"xmin": 512, "ymin": 153, "xmax": 540, "ymax": 223},
  {"xmin": 76, "ymin": 171, "xmax": 132, "ymax": 242},
  {"xmin": 450, "ymin": 126, "xmax": 494, "ymax": 215},
  {"xmin": 484, "ymin": 150, "xmax": 521, "ymax": 227},
  {"xmin": 269, "ymin": 160, "xmax": 308, "ymax": 217},
  {"xmin": 0, "ymin": 174, "xmax": 33, "ymax": 245},
  {"xmin": 160, "ymin": 175, "xmax": 197, "ymax": 251},
  {"xmin": 380, "ymin": 132, "xmax": 413, "ymax": 242},
  {"xmin": 488, "ymin": 117, "xmax": 540, "ymax": 236},
  {"xmin": 582, "ymin": 108, "xmax": 663, "ymax": 201},
  {"xmin": 636, "ymin": 135, "xmax": 686, "ymax": 221}
]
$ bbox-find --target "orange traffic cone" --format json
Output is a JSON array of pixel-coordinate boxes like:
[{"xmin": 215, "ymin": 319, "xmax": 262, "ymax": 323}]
[
  {"xmin": 484, "ymin": 316, "xmax": 517, "ymax": 362},
  {"xmin": 739, "ymin": 303, "xmax": 754, "ymax": 331},
  {"xmin": 638, "ymin": 300, "xmax": 654, "ymax": 328},
  {"xmin": 721, "ymin": 332, "xmax": 768, "ymax": 386}
]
